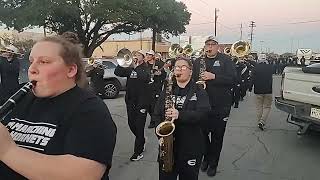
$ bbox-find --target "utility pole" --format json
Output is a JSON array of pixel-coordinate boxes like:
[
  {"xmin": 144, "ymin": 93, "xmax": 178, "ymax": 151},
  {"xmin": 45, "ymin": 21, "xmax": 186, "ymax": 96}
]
[
  {"xmin": 249, "ymin": 21, "xmax": 256, "ymax": 48},
  {"xmin": 214, "ymin": 8, "xmax": 218, "ymax": 37},
  {"xmin": 240, "ymin": 23, "xmax": 243, "ymax": 40},
  {"xmin": 140, "ymin": 31, "xmax": 143, "ymax": 50}
]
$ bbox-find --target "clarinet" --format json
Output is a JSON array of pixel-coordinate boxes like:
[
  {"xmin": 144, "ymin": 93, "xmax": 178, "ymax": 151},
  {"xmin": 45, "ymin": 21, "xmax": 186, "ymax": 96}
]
[{"xmin": 0, "ymin": 82, "xmax": 33, "ymax": 120}]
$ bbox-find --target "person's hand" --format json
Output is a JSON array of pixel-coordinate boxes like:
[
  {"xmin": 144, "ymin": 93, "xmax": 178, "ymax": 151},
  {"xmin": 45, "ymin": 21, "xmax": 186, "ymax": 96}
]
[
  {"xmin": 154, "ymin": 70, "xmax": 162, "ymax": 76},
  {"xmin": 0, "ymin": 124, "xmax": 16, "ymax": 160},
  {"xmin": 165, "ymin": 108, "xmax": 179, "ymax": 120},
  {"xmin": 201, "ymin": 71, "xmax": 216, "ymax": 80}
]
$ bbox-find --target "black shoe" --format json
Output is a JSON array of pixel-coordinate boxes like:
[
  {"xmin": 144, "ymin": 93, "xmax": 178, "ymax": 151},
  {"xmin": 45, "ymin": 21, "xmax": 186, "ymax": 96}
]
[
  {"xmin": 258, "ymin": 122, "xmax": 265, "ymax": 131},
  {"xmin": 234, "ymin": 104, "xmax": 239, "ymax": 108},
  {"xmin": 130, "ymin": 153, "xmax": 144, "ymax": 161},
  {"xmin": 200, "ymin": 160, "xmax": 209, "ymax": 172},
  {"xmin": 148, "ymin": 122, "xmax": 156, "ymax": 129},
  {"xmin": 207, "ymin": 166, "xmax": 217, "ymax": 177}
]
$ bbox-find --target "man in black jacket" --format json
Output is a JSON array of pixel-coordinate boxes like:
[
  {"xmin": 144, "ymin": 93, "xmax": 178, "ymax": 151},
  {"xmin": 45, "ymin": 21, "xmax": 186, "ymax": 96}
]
[
  {"xmin": 114, "ymin": 50, "xmax": 150, "ymax": 161},
  {"xmin": 145, "ymin": 50, "xmax": 166, "ymax": 128},
  {"xmin": 85, "ymin": 59, "xmax": 105, "ymax": 98},
  {"xmin": 249, "ymin": 57, "xmax": 273, "ymax": 130},
  {"xmin": 0, "ymin": 46, "xmax": 20, "ymax": 105},
  {"xmin": 192, "ymin": 36, "xmax": 236, "ymax": 177}
]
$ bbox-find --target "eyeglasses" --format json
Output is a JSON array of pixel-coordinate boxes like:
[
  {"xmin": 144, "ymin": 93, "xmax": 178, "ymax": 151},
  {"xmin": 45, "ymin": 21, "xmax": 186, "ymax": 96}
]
[{"xmin": 174, "ymin": 65, "xmax": 191, "ymax": 71}]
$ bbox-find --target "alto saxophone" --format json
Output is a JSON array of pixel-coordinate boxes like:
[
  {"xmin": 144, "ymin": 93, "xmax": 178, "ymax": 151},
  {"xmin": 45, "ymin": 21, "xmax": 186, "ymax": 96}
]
[
  {"xmin": 196, "ymin": 57, "xmax": 207, "ymax": 89},
  {"xmin": 155, "ymin": 71, "xmax": 175, "ymax": 172}
]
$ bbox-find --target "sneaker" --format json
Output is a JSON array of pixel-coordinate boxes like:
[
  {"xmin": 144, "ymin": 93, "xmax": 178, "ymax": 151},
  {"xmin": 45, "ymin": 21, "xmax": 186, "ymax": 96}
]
[
  {"xmin": 130, "ymin": 153, "xmax": 144, "ymax": 161},
  {"xmin": 258, "ymin": 122, "xmax": 265, "ymax": 131},
  {"xmin": 148, "ymin": 122, "xmax": 156, "ymax": 129},
  {"xmin": 207, "ymin": 166, "xmax": 217, "ymax": 177},
  {"xmin": 200, "ymin": 160, "xmax": 209, "ymax": 172}
]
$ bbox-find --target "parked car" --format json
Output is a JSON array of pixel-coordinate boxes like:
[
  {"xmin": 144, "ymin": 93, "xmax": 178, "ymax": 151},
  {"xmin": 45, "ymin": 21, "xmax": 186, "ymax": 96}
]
[{"xmin": 83, "ymin": 58, "xmax": 126, "ymax": 99}]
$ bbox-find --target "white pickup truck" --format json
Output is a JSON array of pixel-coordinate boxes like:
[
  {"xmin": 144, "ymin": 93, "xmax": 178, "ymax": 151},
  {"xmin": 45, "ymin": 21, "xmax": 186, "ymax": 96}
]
[{"xmin": 275, "ymin": 63, "xmax": 320, "ymax": 135}]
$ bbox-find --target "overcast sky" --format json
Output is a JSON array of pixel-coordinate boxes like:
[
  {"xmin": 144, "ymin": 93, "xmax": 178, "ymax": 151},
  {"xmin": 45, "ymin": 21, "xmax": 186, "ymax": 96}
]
[
  {"xmin": 1, "ymin": 0, "xmax": 319, "ymax": 54},
  {"xmin": 177, "ymin": 0, "xmax": 320, "ymax": 54}
]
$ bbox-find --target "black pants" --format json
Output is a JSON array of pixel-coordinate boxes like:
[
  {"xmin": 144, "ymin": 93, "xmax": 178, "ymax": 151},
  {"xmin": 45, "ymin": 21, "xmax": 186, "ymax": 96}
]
[
  {"xmin": 147, "ymin": 95, "xmax": 160, "ymax": 124},
  {"xmin": 232, "ymin": 85, "xmax": 241, "ymax": 106},
  {"xmin": 126, "ymin": 103, "xmax": 147, "ymax": 154},
  {"xmin": 159, "ymin": 154, "xmax": 202, "ymax": 180},
  {"xmin": 203, "ymin": 108, "xmax": 230, "ymax": 168}
]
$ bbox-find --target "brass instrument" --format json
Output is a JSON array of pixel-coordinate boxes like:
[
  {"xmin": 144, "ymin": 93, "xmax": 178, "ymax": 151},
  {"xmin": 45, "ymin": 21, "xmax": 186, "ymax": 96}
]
[
  {"xmin": 182, "ymin": 44, "xmax": 193, "ymax": 57},
  {"xmin": 230, "ymin": 40, "xmax": 251, "ymax": 58},
  {"xmin": 87, "ymin": 57, "xmax": 107, "ymax": 69},
  {"xmin": 116, "ymin": 53, "xmax": 134, "ymax": 68},
  {"xmin": 169, "ymin": 44, "xmax": 194, "ymax": 58},
  {"xmin": 224, "ymin": 47, "xmax": 231, "ymax": 56},
  {"xmin": 195, "ymin": 58, "xmax": 207, "ymax": 89},
  {"xmin": 169, "ymin": 44, "xmax": 181, "ymax": 58},
  {"xmin": 155, "ymin": 71, "xmax": 175, "ymax": 172}
]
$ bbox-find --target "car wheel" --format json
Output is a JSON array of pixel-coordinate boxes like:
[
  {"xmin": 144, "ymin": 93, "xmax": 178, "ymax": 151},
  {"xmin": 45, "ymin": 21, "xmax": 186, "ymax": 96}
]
[{"xmin": 104, "ymin": 80, "xmax": 120, "ymax": 99}]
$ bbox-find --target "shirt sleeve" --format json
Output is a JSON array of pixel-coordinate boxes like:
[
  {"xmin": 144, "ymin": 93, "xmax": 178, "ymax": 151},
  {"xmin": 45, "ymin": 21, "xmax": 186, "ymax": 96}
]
[{"xmin": 63, "ymin": 97, "xmax": 117, "ymax": 167}]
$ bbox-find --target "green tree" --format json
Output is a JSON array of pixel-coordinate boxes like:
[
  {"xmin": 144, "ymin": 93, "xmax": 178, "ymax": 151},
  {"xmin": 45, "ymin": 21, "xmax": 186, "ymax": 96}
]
[{"xmin": 0, "ymin": 0, "xmax": 190, "ymax": 57}]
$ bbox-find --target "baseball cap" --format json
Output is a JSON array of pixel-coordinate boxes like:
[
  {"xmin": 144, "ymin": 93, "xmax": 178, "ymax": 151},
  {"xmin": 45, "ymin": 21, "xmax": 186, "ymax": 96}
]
[
  {"xmin": 205, "ymin": 35, "xmax": 219, "ymax": 44},
  {"xmin": 146, "ymin": 50, "xmax": 155, "ymax": 56},
  {"xmin": 133, "ymin": 50, "xmax": 146, "ymax": 57}
]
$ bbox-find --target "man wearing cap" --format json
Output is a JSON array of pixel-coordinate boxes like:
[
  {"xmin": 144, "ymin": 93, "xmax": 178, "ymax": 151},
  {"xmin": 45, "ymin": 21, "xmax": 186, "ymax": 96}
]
[
  {"xmin": 0, "ymin": 46, "xmax": 21, "ymax": 105},
  {"xmin": 145, "ymin": 50, "xmax": 166, "ymax": 128},
  {"xmin": 114, "ymin": 50, "xmax": 150, "ymax": 161},
  {"xmin": 192, "ymin": 36, "xmax": 236, "ymax": 177}
]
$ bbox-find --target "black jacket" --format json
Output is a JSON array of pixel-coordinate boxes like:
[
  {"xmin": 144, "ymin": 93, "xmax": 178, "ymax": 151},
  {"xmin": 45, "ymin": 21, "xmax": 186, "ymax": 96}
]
[
  {"xmin": 192, "ymin": 53, "xmax": 236, "ymax": 108},
  {"xmin": 146, "ymin": 60, "xmax": 166, "ymax": 101},
  {"xmin": 114, "ymin": 63, "xmax": 150, "ymax": 107},
  {"xmin": 153, "ymin": 80, "xmax": 211, "ymax": 156},
  {"xmin": 0, "ymin": 57, "xmax": 20, "ymax": 104},
  {"xmin": 250, "ymin": 62, "xmax": 273, "ymax": 94}
]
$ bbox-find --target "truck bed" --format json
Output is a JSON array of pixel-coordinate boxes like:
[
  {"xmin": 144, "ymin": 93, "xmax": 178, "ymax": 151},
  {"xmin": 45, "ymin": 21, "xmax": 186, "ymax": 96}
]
[{"xmin": 283, "ymin": 67, "xmax": 320, "ymax": 106}]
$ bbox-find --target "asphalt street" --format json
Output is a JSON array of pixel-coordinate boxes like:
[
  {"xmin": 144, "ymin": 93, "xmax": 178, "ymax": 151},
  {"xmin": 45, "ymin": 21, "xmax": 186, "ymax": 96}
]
[{"xmin": 105, "ymin": 76, "xmax": 320, "ymax": 180}]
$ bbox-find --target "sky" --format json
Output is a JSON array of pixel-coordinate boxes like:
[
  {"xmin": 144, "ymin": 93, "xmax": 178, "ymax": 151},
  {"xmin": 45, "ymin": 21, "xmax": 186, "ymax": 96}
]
[
  {"xmin": 176, "ymin": 0, "xmax": 320, "ymax": 54},
  {"xmin": 1, "ymin": 0, "xmax": 319, "ymax": 54}
]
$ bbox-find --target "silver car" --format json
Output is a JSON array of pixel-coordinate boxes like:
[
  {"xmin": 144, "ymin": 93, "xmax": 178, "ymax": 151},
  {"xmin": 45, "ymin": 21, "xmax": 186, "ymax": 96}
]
[{"xmin": 83, "ymin": 58, "xmax": 126, "ymax": 99}]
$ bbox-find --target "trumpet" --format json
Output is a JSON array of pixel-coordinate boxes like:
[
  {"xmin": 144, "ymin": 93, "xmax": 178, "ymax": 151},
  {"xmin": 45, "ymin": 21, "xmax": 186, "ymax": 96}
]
[
  {"xmin": 87, "ymin": 57, "xmax": 107, "ymax": 69},
  {"xmin": 116, "ymin": 53, "xmax": 136, "ymax": 68}
]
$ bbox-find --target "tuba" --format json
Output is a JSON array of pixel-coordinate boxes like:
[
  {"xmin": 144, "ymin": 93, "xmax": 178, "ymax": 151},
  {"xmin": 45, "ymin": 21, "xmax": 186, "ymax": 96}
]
[
  {"xmin": 155, "ymin": 71, "xmax": 175, "ymax": 172},
  {"xmin": 182, "ymin": 44, "xmax": 193, "ymax": 57},
  {"xmin": 231, "ymin": 40, "xmax": 251, "ymax": 58}
]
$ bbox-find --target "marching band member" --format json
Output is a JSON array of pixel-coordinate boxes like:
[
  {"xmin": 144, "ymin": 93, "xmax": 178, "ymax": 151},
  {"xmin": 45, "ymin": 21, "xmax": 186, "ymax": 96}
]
[
  {"xmin": 153, "ymin": 56, "xmax": 210, "ymax": 180},
  {"xmin": 85, "ymin": 59, "xmax": 106, "ymax": 99},
  {"xmin": 0, "ymin": 35, "xmax": 117, "ymax": 180},
  {"xmin": 0, "ymin": 46, "xmax": 21, "ymax": 105},
  {"xmin": 192, "ymin": 36, "xmax": 236, "ymax": 177},
  {"xmin": 114, "ymin": 50, "xmax": 150, "ymax": 161},
  {"xmin": 145, "ymin": 50, "xmax": 166, "ymax": 128}
]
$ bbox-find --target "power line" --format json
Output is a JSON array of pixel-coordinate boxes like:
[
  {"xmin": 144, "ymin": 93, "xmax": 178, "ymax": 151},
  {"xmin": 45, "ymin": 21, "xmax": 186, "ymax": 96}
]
[{"xmin": 263, "ymin": 19, "xmax": 320, "ymax": 27}]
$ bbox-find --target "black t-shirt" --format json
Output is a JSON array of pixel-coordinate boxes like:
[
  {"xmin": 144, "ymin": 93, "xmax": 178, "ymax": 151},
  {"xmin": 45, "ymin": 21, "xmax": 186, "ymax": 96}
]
[{"xmin": 0, "ymin": 86, "xmax": 117, "ymax": 179}]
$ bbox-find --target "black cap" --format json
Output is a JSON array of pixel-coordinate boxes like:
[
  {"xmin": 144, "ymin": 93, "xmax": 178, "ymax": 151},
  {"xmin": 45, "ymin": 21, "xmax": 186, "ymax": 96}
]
[{"xmin": 205, "ymin": 35, "xmax": 218, "ymax": 44}]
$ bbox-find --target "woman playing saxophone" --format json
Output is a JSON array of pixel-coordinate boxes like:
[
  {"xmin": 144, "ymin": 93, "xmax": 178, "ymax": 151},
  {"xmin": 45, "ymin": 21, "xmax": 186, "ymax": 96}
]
[{"xmin": 153, "ymin": 56, "xmax": 210, "ymax": 180}]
